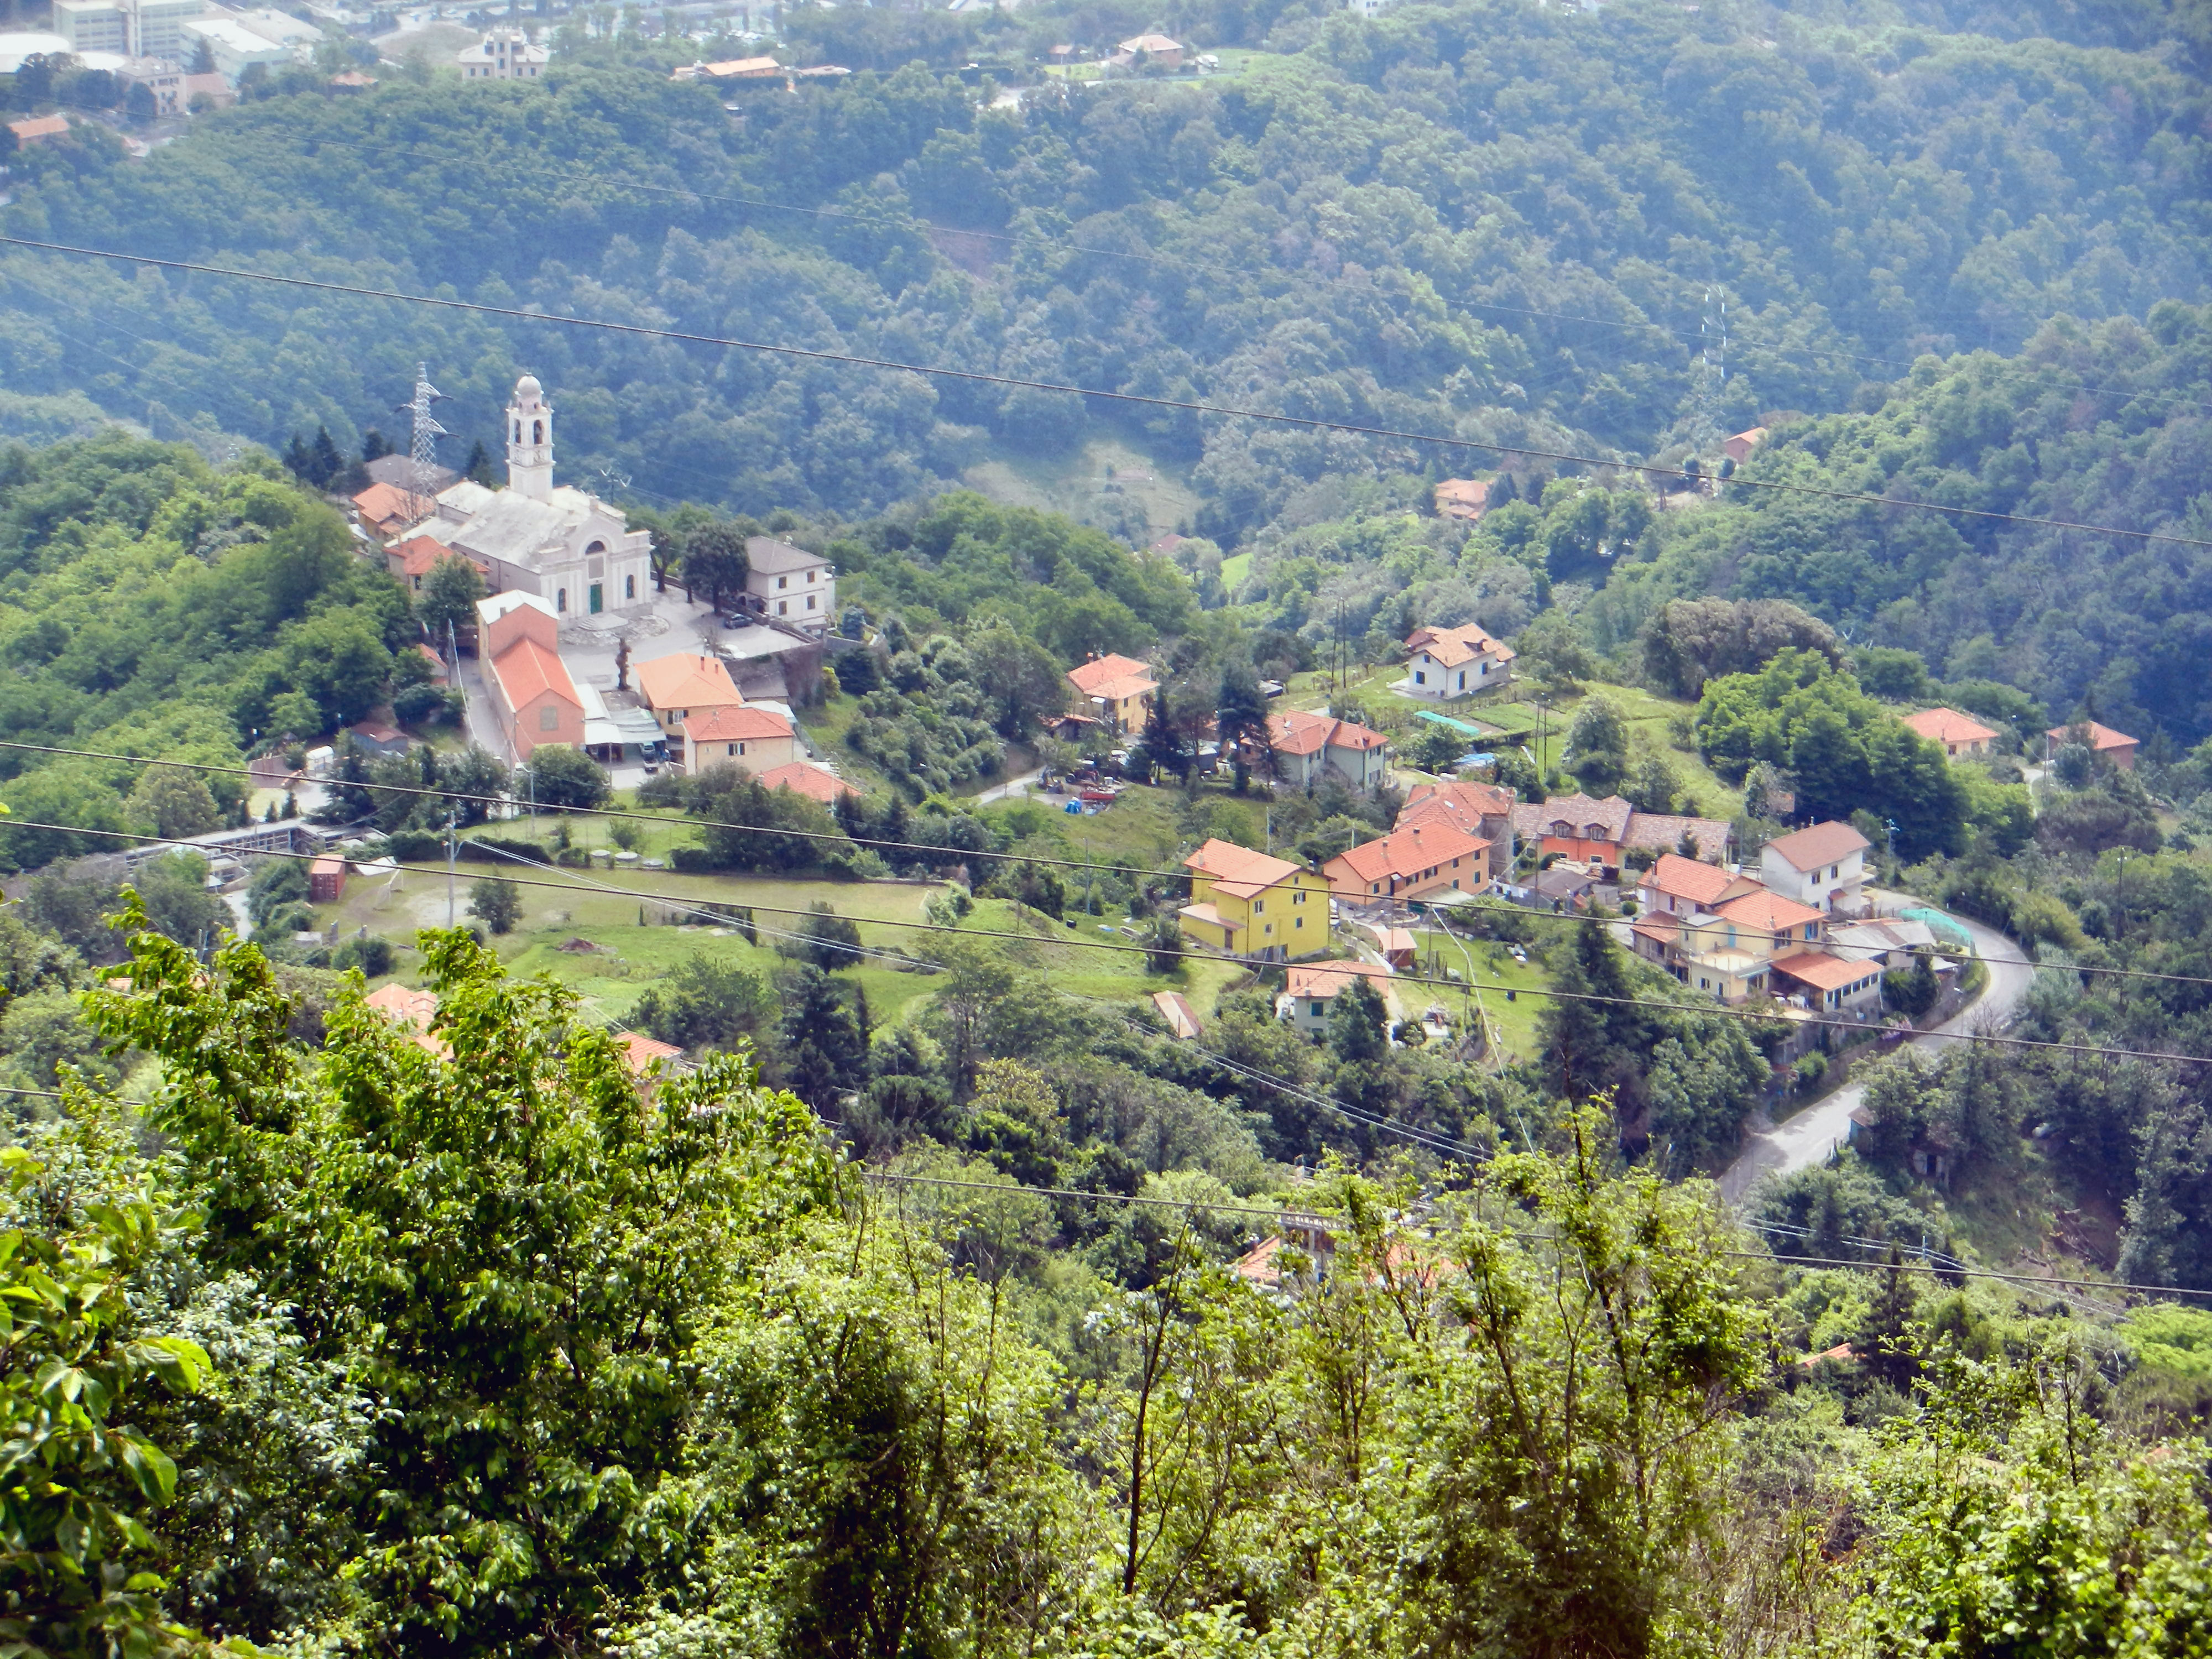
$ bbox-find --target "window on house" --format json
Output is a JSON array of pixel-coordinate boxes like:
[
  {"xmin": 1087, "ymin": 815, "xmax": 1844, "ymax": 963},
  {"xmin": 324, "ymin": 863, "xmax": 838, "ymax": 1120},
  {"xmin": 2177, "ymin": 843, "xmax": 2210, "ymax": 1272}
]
[
  {"xmin": 777, "ymin": 576, "xmax": 787, "ymax": 589},
  {"xmin": 806, "ymin": 569, "xmax": 816, "ymax": 582},
  {"xmin": 738, "ymin": 743, "xmax": 746, "ymax": 755},
  {"xmin": 625, "ymin": 574, "xmax": 636, "ymax": 599},
  {"xmin": 806, "ymin": 595, "xmax": 816, "ymax": 610},
  {"xmin": 1413, "ymin": 671, "xmax": 1426, "ymax": 685},
  {"xmin": 778, "ymin": 602, "xmax": 787, "ymax": 615},
  {"xmin": 556, "ymin": 588, "xmax": 567, "ymax": 612}
]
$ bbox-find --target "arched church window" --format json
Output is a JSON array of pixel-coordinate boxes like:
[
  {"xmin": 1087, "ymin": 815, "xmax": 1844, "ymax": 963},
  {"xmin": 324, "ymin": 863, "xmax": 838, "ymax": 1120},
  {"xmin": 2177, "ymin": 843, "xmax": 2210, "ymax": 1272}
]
[
  {"xmin": 512, "ymin": 421, "xmax": 521, "ymax": 444},
  {"xmin": 533, "ymin": 420, "xmax": 544, "ymax": 445},
  {"xmin": 585, "ymin": 540, "xmax": 606, "ymax": 556},
  {"xmin": 557, "ymin": 588, "xmax": 568, "ymax": 612}
]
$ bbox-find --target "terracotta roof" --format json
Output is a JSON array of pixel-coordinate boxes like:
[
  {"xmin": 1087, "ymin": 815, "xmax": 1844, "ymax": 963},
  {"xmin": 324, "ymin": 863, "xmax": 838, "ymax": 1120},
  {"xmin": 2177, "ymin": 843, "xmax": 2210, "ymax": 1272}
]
[
  {"xmin": 683, "ymin": 703, "xmax": 794, "ymax": 744},
  {"xmin": 752, "ymin": 760, "xmax": 855, "ymax": 802},
  {"xmin": 1324, "ymin": 820, "xmax": 1486, "ymax": 889},
  {"xmin": 1404, "ymin": 622, "xmax": 1516, "ymax": 669},
  {"xmin": 1266, "ymin": 709, "xmax": 1389, "ymax": 757},
  {"xmin": 1184, "ymin": 838, "xmax": 1306, "ymax": 899},
  {"xmin": 1763, "ymin": 821, "xmax": 1870, "ymax": 873},
  {"xmin": 1641, "ymin": 852, "xmax": 1735, "ymax": 907},
  {"xmin": 613, "ymin": 1030, "xmax": 685, "ymax": 1074},
  {"xmin": 328, "ymin": 69, "xmax": 375, "ymax": 86},
  {"xmin": 352, "ymin": 480, "xmax": 429, "ymax": 530},
  {"xmin": 1902, "ymin": 707, "xmax": 1997, "ymax": 747},
  {"xmin": 1514, "ymin": 793, "xmax": 1635, "ymax": 843},
  {"xmin": 1233, "ymin": 1234, "xmax": 1286, "ymax": 1287},
  {"xmin": 1630, "ymin": 911, "xmax": 1683, "ymax": 945},
  {"xmin": 489, "ymin": 635, "xmax": 580, "ymax": 711},
  {"xmin": 1621, "ymin": 812, "xmax": 1731, "ymax": 860},
  {"xmin": 1151, "ymin": 990, "xmax": 1202, "ymax": 1039},
  {"xmin": 635, "ymin": 652, "xmax": 743, "ymax": 712},
  {"xmin": 1119, "ymin": 32, "xmax": 1181, "ymax": 50},
  {"xmin": 392, "ymin": 535, "xmax": 486, "ymax": 580},
  {"xmin": 1433, "ymin": 478, "xmax": 1488, "ymax": 513},
  {"xmin": 1067, "ymin": 653, "xmax": 1156, "ymax": 698},
  {"xmin": 8, "ymin": 114, "xmax": 66, "ymax": 141},
  {"xmin": 1715, "ymin": 889, "xmax": 1827, "ymax": 933},
  {"xmin": 2047, "ymin": 719, "xmax": 2137, "ymax": 753},
  {"xmin": 1398, "ymin": 779, "xmax": 1516, "ymax": 835},
  {"xmin": 362, "ymin": 983, "xmax": 445, "ymax": 1055},
  {"xmin": 1086, "ymin": 671, "xmax": 1159, "ymax": 704},
  {"xmin": 1770, "ymin": 951, "xmax": 1880, "ymax": 993},
  {"xmin": 1285, "ymin": 960, "xmax": 1395, "ymax": 1001}
]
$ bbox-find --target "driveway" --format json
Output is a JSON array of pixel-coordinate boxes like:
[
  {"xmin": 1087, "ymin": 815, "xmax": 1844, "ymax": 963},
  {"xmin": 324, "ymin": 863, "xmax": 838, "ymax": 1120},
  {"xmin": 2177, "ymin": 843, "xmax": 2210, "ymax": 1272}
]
[
  {"xmin": 1719, "ymin": 905, "xmax": 2039, "ymax": 1206},
  {"xmin": 974, "ymin": 767, "xmax": 1045, "ymax": 806}
]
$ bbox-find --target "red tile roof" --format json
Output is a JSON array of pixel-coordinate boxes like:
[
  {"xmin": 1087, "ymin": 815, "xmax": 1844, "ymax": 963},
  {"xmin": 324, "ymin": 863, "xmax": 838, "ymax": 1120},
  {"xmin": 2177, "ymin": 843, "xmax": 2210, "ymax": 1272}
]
[
  {"xmin": 613, "ymin": 1030, "xmax": 685, "ymax": 1074},
  {"xmin": 1324, "ymin": 820, "xmax": 1486, "ymax": 889},
  {"xmin": 362, "ymin": 983, "xmax": 445, "ymax": 1055},
  {"xmin": 8, "ymin": 114, "xmax": 67, "ymax": 143},
  {"xmin": 489, "ymin": 635, "xmax": 580, "ymax": 711},
  {"xmin": 1902, "ymin": 707, "xmax": 1997, "ymax": 747},
  {"xmin": 752, "ymin": 760, "xmax": 855, "ymax": 802},
  {"xmin": 1185, "ymin": 838, "xmax": 1306, "ymax": 899},
  {"xmin": 683, "ymin": 704, "xmax": 794, "ymax": 744},
  {"xmin": 1266, "ymin": 709, "xmax": 1389, "ymax": 757},
  {"xmin": 1285, "ymin": 960, "xmax": 1396, "ymax": 1001},
  {"xmin": 2047, "ymin": 719, "xmax": 2137, "ymax": 754},
  {"xmin": 1641, "ymin": 852, "xmax": 1735, "ymax": 907},
  {"xmin": 1770, "ymin": 951, "xmax": 1880, "ymax": 993},
  {"xmin": 1067, "ymin": 653, "xmax": 1157, "ymax": 700},
  {"xmin": 1399, "ymin": 779, "xmax": 1516, "ymax": 835},
  {"xmin": 636, "ymin": 653, "xmax": 742, "ymax": 712},
  {"xmin": 1404, "ymin": 622, "xmax": 1516, "ymax": 669},
  {"xmin": 1764, "ymin": 821, "xmax": 1870, "ymax": 873},
  {"xmin": 1715, "ymin": 889, "xmax": 1827, "ymax": 933},
  {"xmin": 352, "ymin": 480, "xmax": 429, "ymax": 531},
  {"xmin": 1515, "ymin": 793, "xmax": 1635, "ymax": 844}
]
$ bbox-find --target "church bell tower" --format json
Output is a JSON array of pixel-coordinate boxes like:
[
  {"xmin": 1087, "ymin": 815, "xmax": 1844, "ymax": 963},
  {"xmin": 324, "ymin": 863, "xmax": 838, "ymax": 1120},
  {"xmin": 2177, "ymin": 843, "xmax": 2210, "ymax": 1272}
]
[{"xmin": 505, "ymin": 373, "xmax": 554, "ymax": 500}]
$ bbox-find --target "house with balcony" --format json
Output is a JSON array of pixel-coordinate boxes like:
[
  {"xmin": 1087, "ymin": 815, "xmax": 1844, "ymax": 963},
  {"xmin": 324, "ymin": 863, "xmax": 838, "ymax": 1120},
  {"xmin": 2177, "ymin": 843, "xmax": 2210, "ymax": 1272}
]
[
  {"xmin": 1178, "ymin": 838, "xmax": 1331, "ymax": 963},
  {"xmin": 1067, "ymin": 653, "xmax": 1158, "ymax": 734}
]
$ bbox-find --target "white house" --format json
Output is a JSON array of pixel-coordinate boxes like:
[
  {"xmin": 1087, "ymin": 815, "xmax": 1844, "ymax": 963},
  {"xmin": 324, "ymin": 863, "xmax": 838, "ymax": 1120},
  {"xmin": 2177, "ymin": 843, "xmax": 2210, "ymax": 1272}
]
[
  {"xmin": 1262, "ymin": 709, "xmax": 1391, "ymax": 791},
  {"xmin": 1398, "ymin": 622, "xmax": 1515, "ymax": 700},
  {"xmin": 744, "ymin": 536, "xmax": 836, "ymax": 634},
  {"xmin": 1760, "ymin": 821, "xmax": 1870, "ymax": 914},
  {"xmin": 416, "ymin": 375, "xmax": 653, "ymax": 619},
  {"xmin": 458, "ymin": 26, "xmax": 546, "ymax": 78}
]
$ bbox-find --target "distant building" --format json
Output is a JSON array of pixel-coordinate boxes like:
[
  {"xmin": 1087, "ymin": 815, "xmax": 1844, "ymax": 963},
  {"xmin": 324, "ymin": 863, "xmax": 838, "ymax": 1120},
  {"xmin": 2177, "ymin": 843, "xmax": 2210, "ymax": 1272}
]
[
  {"xmin": 385, "ymin": 534, "xmax": 485, "ymax": 595},
  {"xmin": 54, "ymin": 0, "xmax": 203, "ymax": 58},
  {"xmin": 179, "ymin": 16, "xmax": 289, "ymax": 80},
  {"xmin": 116, "ymin": 55, "xmax": 182, "ymax": 114},
  {"xmin": 352, "ymin": 481, "xmax": 431, "ymax": 541},
  {"xmin": 475, "ymin": 592, "xmax": 584, "ymax": 761},
  {"xmin": 1770, "ymin": 951, "xmax": 1884, "ymax": 1016},
  {"xmin": 1066, "ymin": 652, "xmax": 1158, "ymax": 734},
  {"xmin": 671, "ymin": 55, "xmax": 780, "ymax": 81},
  {"xmin": 1400, "ymin": 622, "xmax": 1515, "ymax": 699},
  {"xmin": 744, "ymin": 536, "xmax": 836, "ymax": 634},
  {"xmin": 1398, "ymin": 778, "xmax": 1518, "ymax": 858},
  {"xmin": 1261, "ymin": 709, "xmax": 1391, "ymax": 791},
  {"xmin": 6, "ymin": 113, "xmax": 69, "ymax": 145},
  {"xmin": 682, "ymin": 703, "xmax": 799, "ymax": 771},
  {"xmin": 634, "ymin": 653, "xmax": 746, "ymax": 764},
  {"xmin": 1901, "ymin": 706, "xmax": 1997, "ymax": 759},
  {"xmin": 1432, "ymin": 478, "xmax": 1488, "ymax": 522},
  {"xmin": 364, "ymin": 453, "xmax": 457, "ymax": 494},
  {"xmin": 2046, "ymin": 719, "xmax": 2138, "ymax": 771},
  {"xmin": 1722, "ymin": 426, "xmax": 1768, "ymax": 465},
  {"xmin": 1278, "ymin": 961, "xmax": 1400, "ymax": 1041},
  {"xmin": 1511, "ymin": 792, "xmax": 1634, "ymax": 881},
  {"xmin": 1179, "ymin": 838, "xmax": 1330, "ymax": 963},
  {"xmin": 308, "ymin": 855, "xmax": 347, "ymax": 904},
  {"xmin": 458, "ymin": 27, "xmax": 545, "ymax": 79},
  {"xmin": 416, "ymin": 376, "xmax": 653, "ymax": 617},
  {"xmin": 1759, "ymin": 821, "xmax": 1870, "ymax": 915},
  {"xmin": 1322, "ymin": 818, "xmax": 1489, "ymax": 904},
  {"xmin": 1113, "ymin": 30, "xmax": 1183, "ymax": 66},
  {"xmin": 180, "ymin": 71, "xmax": 232, "ymax": 107},
  {"xmin": 752, "ymin": 760, "xmax": 855, "ymax": 805}
]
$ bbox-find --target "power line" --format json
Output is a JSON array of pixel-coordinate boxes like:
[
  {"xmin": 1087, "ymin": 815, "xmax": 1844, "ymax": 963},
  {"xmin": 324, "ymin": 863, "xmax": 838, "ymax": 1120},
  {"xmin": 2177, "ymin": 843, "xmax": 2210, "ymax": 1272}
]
[
  {"xmin": 6, "ymin": 233, "xmax": 2209, "ymax": 554},
  {"xmin": 859, "ymin": 1169, "xmax": 2212, "ymax": 1305},
  {"xmin": 14, "ymin": 808, "xmax": 2211, "ymax": 1066}
]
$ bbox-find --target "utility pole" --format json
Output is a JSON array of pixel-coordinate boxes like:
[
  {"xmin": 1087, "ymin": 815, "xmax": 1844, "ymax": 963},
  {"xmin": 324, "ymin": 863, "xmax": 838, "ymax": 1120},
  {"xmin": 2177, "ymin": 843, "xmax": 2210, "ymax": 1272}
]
[{"xmin": 397, "ymin": 363, "xmax": 450, "ymax": 520}]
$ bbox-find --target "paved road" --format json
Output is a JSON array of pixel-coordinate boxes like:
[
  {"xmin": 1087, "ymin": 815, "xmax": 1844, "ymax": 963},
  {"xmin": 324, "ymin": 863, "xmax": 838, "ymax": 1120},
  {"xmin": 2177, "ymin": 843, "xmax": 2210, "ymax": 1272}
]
[
  {"xmin": 1719, "ymin": 907, "xmax": 2039, "ymax": 1206},
  {"xmin": 974, "ymin": 767, "xmax": 1045, "ymax": 806}
]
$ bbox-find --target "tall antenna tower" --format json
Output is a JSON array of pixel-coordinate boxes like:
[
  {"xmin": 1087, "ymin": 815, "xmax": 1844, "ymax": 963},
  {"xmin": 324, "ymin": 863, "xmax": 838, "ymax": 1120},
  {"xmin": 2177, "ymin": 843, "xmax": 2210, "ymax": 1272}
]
[{"xmin": 396, "ymin": 362, "xmax": 450, "ymax": 517}]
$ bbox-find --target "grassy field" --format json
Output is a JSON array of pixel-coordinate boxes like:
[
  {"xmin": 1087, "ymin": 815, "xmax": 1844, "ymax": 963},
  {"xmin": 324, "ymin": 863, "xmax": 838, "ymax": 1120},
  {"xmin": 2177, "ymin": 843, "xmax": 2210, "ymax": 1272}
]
[{"xmin": 1411, "ymin": 927, "xmax": 1551, "ymax": 1062}]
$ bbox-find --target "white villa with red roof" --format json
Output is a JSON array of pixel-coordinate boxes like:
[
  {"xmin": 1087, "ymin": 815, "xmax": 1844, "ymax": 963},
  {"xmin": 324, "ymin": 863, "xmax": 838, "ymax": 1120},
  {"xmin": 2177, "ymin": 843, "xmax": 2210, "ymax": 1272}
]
[
  {"xmin": 1760, "ymin": 821, "xmax": 1871, "ymax": 914},
  {"xmin": 1398, "ymin": 622, "xmax": 1516, "ymax": 700}
]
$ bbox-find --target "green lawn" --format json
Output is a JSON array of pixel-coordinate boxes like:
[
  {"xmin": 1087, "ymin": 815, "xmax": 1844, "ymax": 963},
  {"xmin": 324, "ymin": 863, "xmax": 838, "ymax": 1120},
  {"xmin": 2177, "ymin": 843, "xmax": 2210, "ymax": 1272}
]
[{"xmin": 1412, "ymin": 927, "xmax": 1551, "ymax": 1062}]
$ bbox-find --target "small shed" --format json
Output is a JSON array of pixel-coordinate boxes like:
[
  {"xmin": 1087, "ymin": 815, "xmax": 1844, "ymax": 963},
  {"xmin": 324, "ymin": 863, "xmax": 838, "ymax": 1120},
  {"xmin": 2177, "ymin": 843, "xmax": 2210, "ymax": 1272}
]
[{"xmin": 309, "ymin": 856, "xmax": 347, "ymax": 904}]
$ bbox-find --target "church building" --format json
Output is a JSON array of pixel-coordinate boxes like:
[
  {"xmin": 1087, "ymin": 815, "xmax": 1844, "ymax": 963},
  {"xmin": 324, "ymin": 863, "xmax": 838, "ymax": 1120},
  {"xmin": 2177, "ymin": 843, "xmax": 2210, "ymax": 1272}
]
[{"xmin": 416, "ymin": 375, "xmax": 653, "ymax": 619}]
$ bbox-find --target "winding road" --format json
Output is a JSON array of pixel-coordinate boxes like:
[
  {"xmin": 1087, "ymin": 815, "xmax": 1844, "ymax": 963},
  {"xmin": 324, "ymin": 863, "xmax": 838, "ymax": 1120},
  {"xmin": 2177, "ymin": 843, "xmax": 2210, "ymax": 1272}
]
[{"xmin": 1719, "ymin": 906, "xmax": 2039, "ymax": 1206}]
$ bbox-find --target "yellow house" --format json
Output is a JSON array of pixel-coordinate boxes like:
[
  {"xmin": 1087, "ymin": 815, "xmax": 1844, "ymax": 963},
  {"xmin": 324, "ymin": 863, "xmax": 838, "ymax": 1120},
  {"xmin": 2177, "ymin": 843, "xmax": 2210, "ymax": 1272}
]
[
  {"xmin": 1066, "ymin": 652, "xmax": 1159, "ymax": 734},
  {"xmin": 1179, "ymin": 838, "xmax": 1332, "ymax": 963}
]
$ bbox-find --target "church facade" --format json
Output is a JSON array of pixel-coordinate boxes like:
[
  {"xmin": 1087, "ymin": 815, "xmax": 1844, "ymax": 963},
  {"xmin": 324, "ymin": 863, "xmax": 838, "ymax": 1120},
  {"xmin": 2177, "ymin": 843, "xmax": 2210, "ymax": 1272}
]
[{"xmin": 419, "ymin": 375, "xmax": 654, "ymax": 618}]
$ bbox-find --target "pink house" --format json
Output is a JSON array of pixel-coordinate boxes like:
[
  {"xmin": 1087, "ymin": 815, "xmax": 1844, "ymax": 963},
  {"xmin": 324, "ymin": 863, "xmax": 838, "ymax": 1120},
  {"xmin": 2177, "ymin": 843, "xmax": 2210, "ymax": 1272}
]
[{"xmin": 476, "ymin": 592, "xmax": 584, "ymax": 760}]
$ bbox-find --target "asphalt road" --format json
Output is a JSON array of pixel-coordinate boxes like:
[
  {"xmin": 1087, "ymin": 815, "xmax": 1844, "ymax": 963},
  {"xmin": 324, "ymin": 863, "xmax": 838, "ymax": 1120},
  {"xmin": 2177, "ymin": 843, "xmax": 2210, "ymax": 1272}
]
[{"xmin": 1719, "ymin": 907, "xmax": 2039, "ymax": 1206}]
